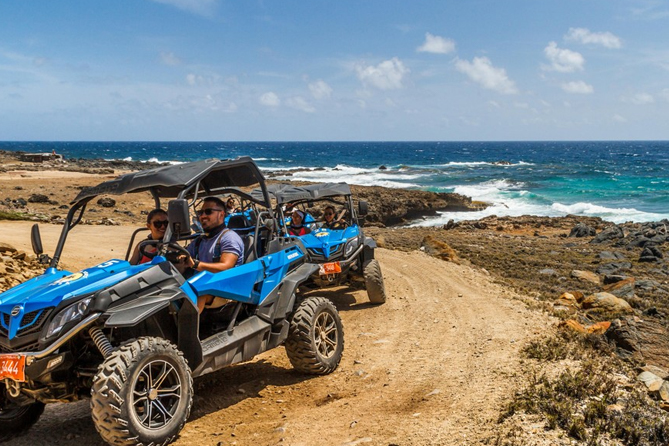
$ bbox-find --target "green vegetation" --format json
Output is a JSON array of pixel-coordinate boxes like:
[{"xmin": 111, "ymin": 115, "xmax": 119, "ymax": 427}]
[
  {"xmin": 499, "ymin": 332, "xmax": 669, "ymax": 445},
  {"xmin": 0, "ymin": 210, "xmax": 31, "ymax": 221}
]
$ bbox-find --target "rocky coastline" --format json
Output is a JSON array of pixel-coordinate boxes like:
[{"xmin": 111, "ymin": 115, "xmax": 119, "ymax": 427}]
[{"xmin": 2, "ymin": 149, "xmax": 669, "ymax": 443}]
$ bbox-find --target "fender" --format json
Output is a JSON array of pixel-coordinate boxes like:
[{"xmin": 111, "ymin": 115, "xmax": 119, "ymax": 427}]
[
  {"xmin": 257, "ymin": 262, "xmax": 319, "ymax": 324},
  {"xmin": 362, "ymin": 236, "xmax": 377, "ymax": 264},
  {"xmin": 102, "ymin": 290, "xmax": 202, "ymax": 369}
]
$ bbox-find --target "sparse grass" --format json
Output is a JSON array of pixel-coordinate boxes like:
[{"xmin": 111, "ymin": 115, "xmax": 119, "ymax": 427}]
[
  {"xmin": 500, "ymin": 359, "xmax": 669, "ymax": 445},
  {"xmin": 0, "ymin": 210, "xmax": 31, "ymax": 221},
  {"xmin": 500, "ymin": 331, "xmax": 669, "ymax": 445},
  {"xmin": 523, "ymin": 329, "xmax": 613, "ymax": 361}
]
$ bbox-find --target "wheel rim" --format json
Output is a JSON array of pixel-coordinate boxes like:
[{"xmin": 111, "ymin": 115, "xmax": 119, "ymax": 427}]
[
  {"xmin": 131, "ymin": 359, "xmax": 182, "ymax": 430},
  {"xmin": 314, "ymin": 311, "xmax": 339, "ymax": 359}
]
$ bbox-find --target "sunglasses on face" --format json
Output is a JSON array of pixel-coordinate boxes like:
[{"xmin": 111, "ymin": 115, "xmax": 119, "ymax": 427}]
[
  {"xmin": 324, "ymin": 212, "xmax": 334, "ymax": 216},
  {"xmin": 196, "ymin": 208, "xmax": 223, "ymax": 216},
  {"xmin": 152, "ymin": 220, "xmax": 169, "ymax": 228}
]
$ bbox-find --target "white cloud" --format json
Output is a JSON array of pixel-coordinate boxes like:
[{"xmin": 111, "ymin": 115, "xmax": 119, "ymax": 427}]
[
  {"xmin": 149, "ymin": 0, "xmax": 217, "ymax": 16},
  {"xmin": 543, "ymin": 42, "xmax": 585, "ymax": 72},
  {"xmin": 286, "ymin": 96, "xmax": 315, "ymax": 113},
  {"xmin": 308, "ymin": 80, "xmax": 332, "ymax": 100},
  {"xmin": 185, "ymin": 73, "xmax": 221, "ymax": 86},
  {"xmin": 416, "ymin": 33, "xmax": 456, "ymax": 54},
  {"xmin": 631, "ymin": 92, "xmax": 654, "ymax": 104},
  {"xmin": 561, "ymin": 81, "xmax": 594, "ymax": 94},
  {"xmin": 160, "ymin": 51, "xmax": 182, "ymax": 66},
  {"xmin": 356, "ymin": 57, "xmax": 410, "ymax": 90},
  {"xmin": 259, "ymin": 92, "xmax": 280, "ymax": 107},
  {"xmin": 613, "ymin": 114, "xmax": 627, "ymax": 123},
  {"xmin": 488, "ymin": 100, "xmax": 500, "ymax": 108},
  {"xmin": 565, "ymin": 28, "xmax": 622, "ymax": 49},
  {"xmin": 454, "ymin": 57, "xmax": 518, "ymax": 94}
]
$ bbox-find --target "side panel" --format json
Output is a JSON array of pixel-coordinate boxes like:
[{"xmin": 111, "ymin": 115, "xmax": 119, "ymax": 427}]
[{"xmin": 256, "ymin": 263, "xmax": 319, "ymax": 324}]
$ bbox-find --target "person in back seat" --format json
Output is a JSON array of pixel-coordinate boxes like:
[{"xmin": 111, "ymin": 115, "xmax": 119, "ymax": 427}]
[
  {"xmin": 288, "ymin": 209, "xmax": 311, "ymax": 236},
  {"xmin": 179, "ymin": 196, "xmax": 244, "ymax": 312}
]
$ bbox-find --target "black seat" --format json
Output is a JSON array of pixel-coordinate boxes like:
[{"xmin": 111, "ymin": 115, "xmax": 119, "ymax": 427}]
[
  {"xmin": 227, "ymin": 215, "xmax": 248, "ymax": 229},
  {"xmin": 243, "ymin": 234, "xmax": 256, "ymax": 263}
]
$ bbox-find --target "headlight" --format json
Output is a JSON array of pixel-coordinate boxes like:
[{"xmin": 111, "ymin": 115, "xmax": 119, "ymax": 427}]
[
  {"xmin": 344, "ymin": 237, "xmax": 360, "ymax": 257},
  {"xmin": 45, "ymin": 297, "xmax": 92, "ymax": 338}
]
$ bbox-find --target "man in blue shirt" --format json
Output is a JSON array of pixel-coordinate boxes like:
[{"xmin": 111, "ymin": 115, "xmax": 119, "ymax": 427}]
[{"xmin": 181, "ymin": 196, "xmax": 244, "ymax": 312}]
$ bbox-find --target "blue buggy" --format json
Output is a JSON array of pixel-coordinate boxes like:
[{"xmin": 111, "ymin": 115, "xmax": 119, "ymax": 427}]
[
  {"xmin": 0, "ymin": 157, "xmax": 344, "ymax": 445},
  {"xmin": 258, "ymin": 183, "xmax": 386, "ymax": 305}
]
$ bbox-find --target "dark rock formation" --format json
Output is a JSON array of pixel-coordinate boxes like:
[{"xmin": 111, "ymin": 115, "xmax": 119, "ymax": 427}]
[
  {"xmin": 569, "ymin": 223, "xmax": 596, "ymax": 238},
  {"xmin": 590, "ymin": 225, "xmax": 625, "ymax": 244},
  {"xmin": 97, "ymin": 197, "xmax": 116, "ymax": 208},
  {"xmin": 606, "ymin": 317, "xmax": 669, "ymax": 370}
]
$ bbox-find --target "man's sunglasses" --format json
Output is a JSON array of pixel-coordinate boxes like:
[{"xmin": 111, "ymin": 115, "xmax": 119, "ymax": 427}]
[
  {"xmin": 324, "ymin": 212, "xmax": 334, "ymax": 216},
  {"xmin": 152, "ymin": 220, "xmax": 169, "ymax": 228},
  {"xmin": 196, "ymin": 208, "xmax": 223, "ymax": 216}
]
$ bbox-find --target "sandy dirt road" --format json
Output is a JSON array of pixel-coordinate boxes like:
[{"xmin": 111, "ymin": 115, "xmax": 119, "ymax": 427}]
[{"xmin": 3, "ymin": 229, "xmax": 550, "ymax": 445}]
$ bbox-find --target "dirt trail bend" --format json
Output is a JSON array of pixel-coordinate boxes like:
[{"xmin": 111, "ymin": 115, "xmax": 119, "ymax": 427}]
[{"xmin": 11, "ymin": 248, "xmax": 550, "ymax": 446}]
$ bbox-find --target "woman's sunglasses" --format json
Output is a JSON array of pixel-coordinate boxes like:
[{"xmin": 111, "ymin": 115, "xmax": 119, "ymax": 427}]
[
  {"xmin": 196, "ymin": 208, "xmax": 223, "ymax": 216},
  {"xmin": 152, "ymin": 220, "xmax": 169, "ymax": 228}
]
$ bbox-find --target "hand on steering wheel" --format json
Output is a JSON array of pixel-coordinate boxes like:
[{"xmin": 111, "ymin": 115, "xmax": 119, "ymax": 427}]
[{"xmin": 138, "ymin": 240, "xmax": 190, "ymax": 261}]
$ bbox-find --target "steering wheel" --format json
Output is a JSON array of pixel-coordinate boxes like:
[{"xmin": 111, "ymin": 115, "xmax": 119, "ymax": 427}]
[
  {"xmin": 138, "ymin": 240, "xmax": 160, "ymax": 260},
  {"xmin": 139, "ymin": 240, "xmax": 190, "ymax": 261}
]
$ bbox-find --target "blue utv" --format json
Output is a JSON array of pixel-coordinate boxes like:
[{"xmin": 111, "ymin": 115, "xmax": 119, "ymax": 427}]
[
  {"xmin": 260, "ymin": 183, "xmax": 386, "ymax": 305},
  {"xmin": 0, "ymin": 157, "xmax": 344, "ymax": 445}
]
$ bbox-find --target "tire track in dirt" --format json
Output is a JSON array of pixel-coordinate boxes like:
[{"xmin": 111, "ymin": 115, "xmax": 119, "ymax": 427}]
[{"xmin": 10, "ymin": 248, "xmax": 550, "ymax": 446}]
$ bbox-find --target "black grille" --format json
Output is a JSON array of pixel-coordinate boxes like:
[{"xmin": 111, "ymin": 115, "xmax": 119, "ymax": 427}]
[
  {"xmin": 0, "ymin": 307, "xmax": 54, "ymax": 337},
  {"xmin": 18, "ymin": 308, "xmax": 54, "ymax": 335},
  {"xmin": 308, "ymin": 243, "xmax": 344, "ymax": 262}
]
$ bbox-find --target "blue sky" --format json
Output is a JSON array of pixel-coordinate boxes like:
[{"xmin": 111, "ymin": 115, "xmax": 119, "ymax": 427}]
[{"xmin": 1, "ymin": 0, "xmax": 668, "ymax": 141}]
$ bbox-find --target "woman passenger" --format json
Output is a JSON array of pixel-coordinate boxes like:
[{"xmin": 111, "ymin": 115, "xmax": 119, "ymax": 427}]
[{"xmin": 129, "ymin": 209, "xmax": 169, "ymax": 264}]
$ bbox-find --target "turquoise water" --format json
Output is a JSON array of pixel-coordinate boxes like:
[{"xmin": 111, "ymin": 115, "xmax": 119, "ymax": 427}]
[{"xmin": 2, "ymin": 140, "xmax": 668, "ymax": 224}]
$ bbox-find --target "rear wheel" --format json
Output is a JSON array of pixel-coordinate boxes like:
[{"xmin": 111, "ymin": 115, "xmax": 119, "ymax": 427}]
[
  {"xmin": 0, "ymin": 391, "xmax": 44, "ymax": 441},
  {"xmin": 364, "ymin": 259, "xmax": 386, "ymax": 304},
  {"xmin": 285, "ymin": 296, "xmax": 343, "ymax": 374},
  {"xmin": 91, "ymin": 337, "xmax": 193, "ymax": 446}
]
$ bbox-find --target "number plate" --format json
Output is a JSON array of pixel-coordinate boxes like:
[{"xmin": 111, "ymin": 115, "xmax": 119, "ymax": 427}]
[
  {"xmin": 319, "ymin": 262, "xmax": 342, "ymax": 275},
  {"xmin": 0, "ymin": 354, "xmax": 26, "ymax": 382}
]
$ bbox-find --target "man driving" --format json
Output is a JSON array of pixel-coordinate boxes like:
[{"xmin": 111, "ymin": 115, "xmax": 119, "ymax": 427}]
[{"xmin": 181, "ymin": 196, "xmax": 244, "ymax": 312}]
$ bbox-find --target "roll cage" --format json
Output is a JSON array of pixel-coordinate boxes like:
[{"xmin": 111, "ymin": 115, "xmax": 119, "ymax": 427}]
[
  {"xmin": 252, "ymin": 183, "xmax": 357, "ymax": 233},
  {"xmin": 47, "ymin": 157, "xmax": 273, "ymax": 269}
]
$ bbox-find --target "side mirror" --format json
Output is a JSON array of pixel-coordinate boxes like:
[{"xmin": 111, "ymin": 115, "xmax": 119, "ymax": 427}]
[
  {"xmin": 167, "ymin": 199, "xmax": 192, "ymax": 240},
  {"xmin": 31, "ymin": 224, "xmax": 43, "ymax": 255},
  {"xmin": 358, "ymin": 201, "xmax": 369, "ymax": 216}
]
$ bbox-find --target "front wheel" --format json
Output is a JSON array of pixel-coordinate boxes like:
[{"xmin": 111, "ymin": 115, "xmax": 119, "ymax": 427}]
[
  {"xmin": 0, "ymin": 391, "xmax": 44, "ymax": 441},
  {"xmin": 91, "ymin": 337, "xmax": 193, "ymax": 446},
  {"xmin": 364, "ymin": 259, "xmax": 387, "ymax": 304},
  {"xmin": 285, "ymin": 296, "xmax": 344, "ymax": 374}
]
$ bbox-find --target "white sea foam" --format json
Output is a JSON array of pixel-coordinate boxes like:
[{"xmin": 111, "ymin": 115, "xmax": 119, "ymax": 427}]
[
  {"xmin": 411, "ymin": 180, "xmax": 669, "ymax": 227},
  {"xmin": 104, "ymin": 156, "xmax": 182, "ymax": 165},
  {"xmin": 270, "ymin": 164, "xmax": 425, "ymax": 188},
  {"xmin": 433, "ymin": 161, "xmax": 534, "ymax": 168}
]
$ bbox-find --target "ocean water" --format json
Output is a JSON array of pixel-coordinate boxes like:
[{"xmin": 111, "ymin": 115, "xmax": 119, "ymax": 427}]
[{"xmin": 2, "ymin": 141, "xmax": 669, "ymax": 225}]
